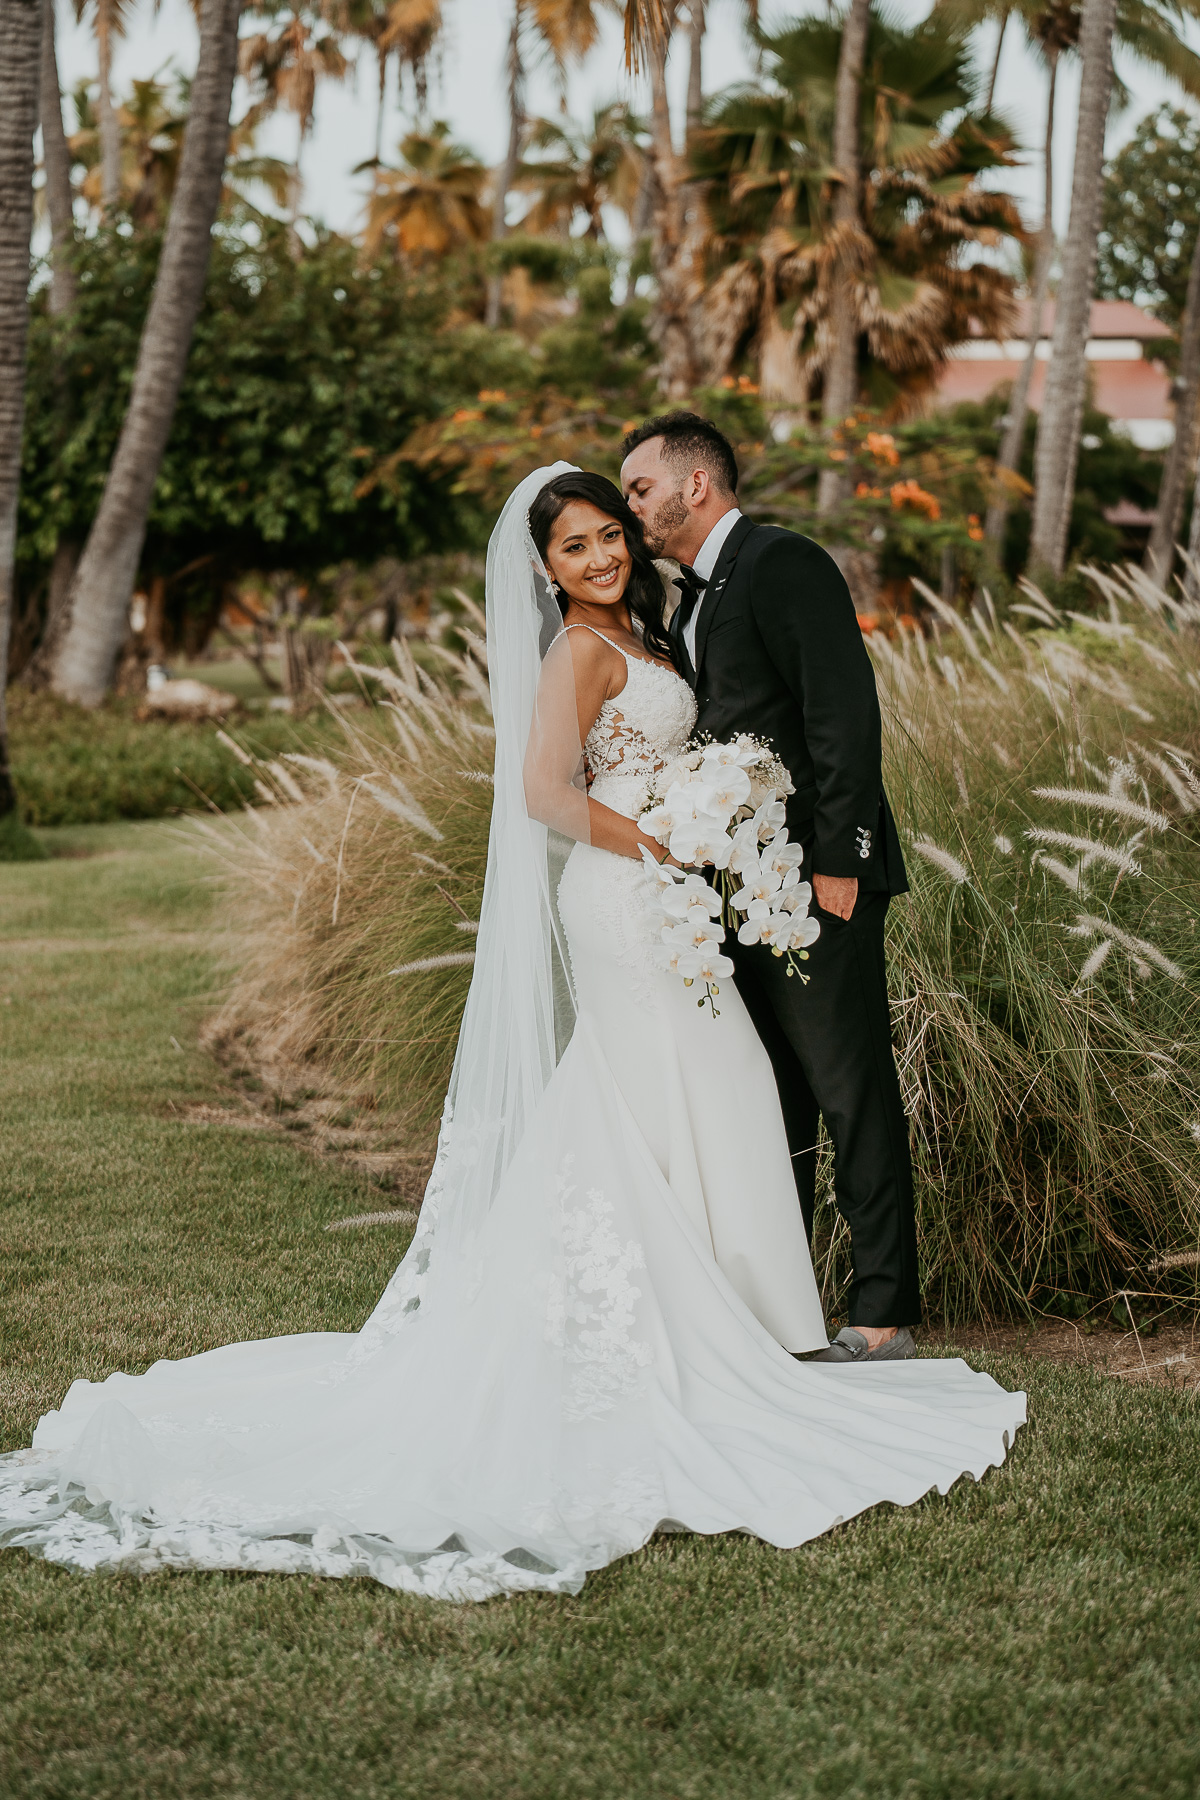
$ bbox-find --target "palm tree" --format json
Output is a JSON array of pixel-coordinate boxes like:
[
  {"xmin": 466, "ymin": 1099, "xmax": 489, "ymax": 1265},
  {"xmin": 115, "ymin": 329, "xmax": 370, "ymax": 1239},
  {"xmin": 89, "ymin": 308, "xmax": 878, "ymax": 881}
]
[
  {"xmin": 39, "ymin": 0, "xmax": 76, "ymax": 316},
  {"xmin": 72, "ymin": 0, "xmax": 131, "ymax": 212},
  {"xmin": 486, "ymin": 0, "xmax": 603, "ymax": 327},
  {"xmin": 1029, "ymin": 0, "xmax": 1119, "ymax": 579},
  {"xmin": 343, "ymin": 0, "xmax": 441, "ymax": 167},
  {"xmin": 49, "ymin": 0, "xmax": 244, "ymax": 707},
  {"xmin": 380, "ymin": 0, "xmax": 441, "ymax": 115},
  {"xmin": 515, "ymin": 102, "xmax": 644, "ymax": 239},
  {"xmin": 0, "ymin": 0, "xmax": 44, "ymax": 842},
  {"xmin": 685, "ymin": 0, "xmax": 705, "ymax": 141},
  {"xmin": 362, "ymin": 121, "xmax": 487, "ymax": 258},
  {"xmin": 694, "ymin": 15, "xmax": 1022, "ymax": 418},
  {"xmin": 68, "ymin": 74, "xmax": 190, "ymax": 224},
  {"xmin": 817, "ymin": 0, "xmax": 871, "ymax": 513},
  {"xmin": 239, "ymin": 1, "xmax": 349, "ymax": 226},
  {"xmin": 621, "ymin": 0, "xmax": 673, "ymax": 70},
  {"xmin": 1146, "ymin": 227, "xmax": 1200, "ymax": 582},
  {"xmin": 982, "ymin": 27, "xmax": 1064, "ymax": 557},
  {"xmin": 643, "ymin": 0, "xmax": 698, "ymax": 394},
  {"xmin": 936, "ymin": 0, "xmax": 1200, "ymax": 574},
  {"xmin": 222, "ymin": 104, "xmax": 294, "ymax": 217},
  {"xmin": 638, "ymin": 0, "xmax": 762, "ymax": 396}
]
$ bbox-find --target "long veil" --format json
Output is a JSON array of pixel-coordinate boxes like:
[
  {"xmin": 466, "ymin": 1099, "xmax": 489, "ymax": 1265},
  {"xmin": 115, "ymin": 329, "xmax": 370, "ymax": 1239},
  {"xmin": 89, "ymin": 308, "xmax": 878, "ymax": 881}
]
[{"xmin": 367, "ymin": 462, "xmax": 588, "ymax": 1312}]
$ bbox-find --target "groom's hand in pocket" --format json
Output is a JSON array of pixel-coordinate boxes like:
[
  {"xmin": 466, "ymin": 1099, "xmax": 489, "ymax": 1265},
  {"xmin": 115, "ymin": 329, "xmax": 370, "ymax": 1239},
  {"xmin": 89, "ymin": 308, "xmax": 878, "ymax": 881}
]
[{"xmin": 812, "ymin": 874, "xmax": 858, "ymax": 920}]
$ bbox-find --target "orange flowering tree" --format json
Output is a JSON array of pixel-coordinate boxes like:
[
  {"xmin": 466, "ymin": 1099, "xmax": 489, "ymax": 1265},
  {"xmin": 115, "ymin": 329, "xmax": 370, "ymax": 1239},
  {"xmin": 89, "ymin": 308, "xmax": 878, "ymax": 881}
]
[{"xmin": 355, "ymin": 382, "xmax": 1003, "ymax": 607}]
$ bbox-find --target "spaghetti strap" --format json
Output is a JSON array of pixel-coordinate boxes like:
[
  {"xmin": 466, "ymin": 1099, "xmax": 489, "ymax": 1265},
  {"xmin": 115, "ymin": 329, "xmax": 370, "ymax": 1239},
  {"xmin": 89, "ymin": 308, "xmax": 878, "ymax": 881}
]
[
  {"xmin": 562, "ymin": 622, "xmax": 629, "ymax": 660},
  {"xmin": 562, "ymin": 623, "xmax": 667, "ymax": 673}
]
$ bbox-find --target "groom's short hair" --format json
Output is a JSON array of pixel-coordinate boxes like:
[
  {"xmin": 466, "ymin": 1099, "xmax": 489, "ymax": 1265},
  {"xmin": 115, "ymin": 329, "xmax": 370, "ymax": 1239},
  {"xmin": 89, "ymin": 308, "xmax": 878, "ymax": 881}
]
[{"xmin": 621, "ymin": 411, "xmax": 739, "ymax": 497}]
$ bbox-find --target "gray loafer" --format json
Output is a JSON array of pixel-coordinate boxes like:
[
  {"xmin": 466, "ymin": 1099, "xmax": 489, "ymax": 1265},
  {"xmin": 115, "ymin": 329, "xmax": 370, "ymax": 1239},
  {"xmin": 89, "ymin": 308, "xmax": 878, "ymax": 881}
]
[{"xmin": 798, "ymin": 1326, "xmax": 916, "ymax": 1364}]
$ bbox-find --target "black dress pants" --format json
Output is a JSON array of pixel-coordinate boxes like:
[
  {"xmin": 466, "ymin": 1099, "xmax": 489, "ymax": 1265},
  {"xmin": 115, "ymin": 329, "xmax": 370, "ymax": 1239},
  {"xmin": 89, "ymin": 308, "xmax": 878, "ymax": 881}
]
[{"xmin": 728, "ymin": 892, "xmax": 921, "ymax": 1327}]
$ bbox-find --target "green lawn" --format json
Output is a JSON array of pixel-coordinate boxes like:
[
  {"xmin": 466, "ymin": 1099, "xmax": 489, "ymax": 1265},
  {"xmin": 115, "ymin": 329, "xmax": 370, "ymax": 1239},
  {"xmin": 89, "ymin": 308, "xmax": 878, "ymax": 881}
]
[{"xmin": 1, "ymin": 823, "xmax": 1198, "ymax": 1800}]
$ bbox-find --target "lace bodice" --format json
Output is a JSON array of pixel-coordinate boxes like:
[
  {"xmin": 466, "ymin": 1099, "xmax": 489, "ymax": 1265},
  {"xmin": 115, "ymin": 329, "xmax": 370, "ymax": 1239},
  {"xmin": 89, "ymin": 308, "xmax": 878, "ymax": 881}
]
[{"xmin": 567, "ymin": 626, "xmax": 697, "ymax": 820}]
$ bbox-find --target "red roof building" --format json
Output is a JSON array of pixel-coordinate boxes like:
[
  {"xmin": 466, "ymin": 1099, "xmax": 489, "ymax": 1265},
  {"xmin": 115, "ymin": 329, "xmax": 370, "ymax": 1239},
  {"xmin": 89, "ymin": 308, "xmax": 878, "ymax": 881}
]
[{"xmin": 935, "ymin": 299, "xmax": 1175, "ymax": 449}]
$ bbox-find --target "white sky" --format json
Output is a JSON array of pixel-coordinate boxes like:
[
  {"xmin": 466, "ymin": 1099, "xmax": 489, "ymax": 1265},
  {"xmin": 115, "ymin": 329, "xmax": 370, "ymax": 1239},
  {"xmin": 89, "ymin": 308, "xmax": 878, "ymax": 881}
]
[{"xmin": 47, "ymin": 0, "xmax": 1194, "ymax": 247}]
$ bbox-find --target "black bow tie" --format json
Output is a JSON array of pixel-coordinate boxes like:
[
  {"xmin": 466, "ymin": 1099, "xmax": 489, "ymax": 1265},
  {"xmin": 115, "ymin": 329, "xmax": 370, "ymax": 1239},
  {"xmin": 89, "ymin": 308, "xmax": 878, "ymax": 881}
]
[{"xmin": 672, "ymin": 564, "xmax": 707, "ymax": 629}]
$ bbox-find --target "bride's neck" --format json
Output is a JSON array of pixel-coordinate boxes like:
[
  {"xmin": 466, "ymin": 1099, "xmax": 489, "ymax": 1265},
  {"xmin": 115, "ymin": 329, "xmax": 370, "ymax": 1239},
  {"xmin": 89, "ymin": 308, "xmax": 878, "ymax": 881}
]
[{"xmin": 563, "ymin": 599, "xmax": 634, "ymax": 635}]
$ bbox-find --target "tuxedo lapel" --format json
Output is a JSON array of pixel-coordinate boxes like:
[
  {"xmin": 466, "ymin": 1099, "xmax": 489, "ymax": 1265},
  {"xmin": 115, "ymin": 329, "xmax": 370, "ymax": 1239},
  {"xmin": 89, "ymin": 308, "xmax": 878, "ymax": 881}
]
[
  {"xmin": 668, "ymin": 597, "xmax": 696, "ymax": 687},
  {"xmin": 692, "ymin": 514, "xmax": 757, "ymax": 681}
]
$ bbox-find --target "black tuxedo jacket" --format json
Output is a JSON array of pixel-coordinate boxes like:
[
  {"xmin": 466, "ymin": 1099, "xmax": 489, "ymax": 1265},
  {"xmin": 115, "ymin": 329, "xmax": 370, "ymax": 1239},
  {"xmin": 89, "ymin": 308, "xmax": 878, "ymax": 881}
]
[{"xmin": 672, "ymin": 515, "xmax": 907, "ymax": 894}]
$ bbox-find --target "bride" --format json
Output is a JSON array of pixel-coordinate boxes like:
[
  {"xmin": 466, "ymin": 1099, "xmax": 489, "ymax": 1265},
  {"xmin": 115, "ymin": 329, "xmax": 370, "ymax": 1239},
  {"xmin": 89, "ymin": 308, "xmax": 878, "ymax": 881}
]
[{"xmin": 0, "ymin": 465, "xmax": 1024, "ymax": 1602}]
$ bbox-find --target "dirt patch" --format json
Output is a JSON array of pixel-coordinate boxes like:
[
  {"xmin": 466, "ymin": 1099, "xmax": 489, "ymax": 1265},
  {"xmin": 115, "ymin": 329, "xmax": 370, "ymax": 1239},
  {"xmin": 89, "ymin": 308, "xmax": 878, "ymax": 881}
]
[
  {"xmin": 933, "ymin": 1317, "xmax": 1200, "ymax": 1393},
  {"xmin": 180, "ymin": 1024, "xmax": 437, "ymax": 1209}
]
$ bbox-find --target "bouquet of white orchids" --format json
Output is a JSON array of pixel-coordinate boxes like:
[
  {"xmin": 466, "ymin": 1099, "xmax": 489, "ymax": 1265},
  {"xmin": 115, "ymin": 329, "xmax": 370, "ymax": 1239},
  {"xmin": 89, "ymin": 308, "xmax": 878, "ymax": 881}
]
[{"xmin": 637, "ymin": 735, "xmax": 820, "ymax": 1016}]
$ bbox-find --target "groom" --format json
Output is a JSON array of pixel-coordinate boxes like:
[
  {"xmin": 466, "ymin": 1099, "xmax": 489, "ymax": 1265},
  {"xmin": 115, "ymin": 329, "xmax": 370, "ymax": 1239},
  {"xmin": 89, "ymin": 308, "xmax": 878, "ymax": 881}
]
[{"xmin": 621, "ymin": 411, "xmax": 919, "ymax": 1362}]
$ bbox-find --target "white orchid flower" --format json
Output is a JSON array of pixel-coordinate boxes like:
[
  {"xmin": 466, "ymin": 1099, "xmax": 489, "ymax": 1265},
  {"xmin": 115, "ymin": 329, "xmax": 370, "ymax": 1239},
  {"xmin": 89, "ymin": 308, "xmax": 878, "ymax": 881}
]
[
  {"xmin": 737, "ymin": 912, "xmax": 777, "ymax": 946},
  {"xmin": 680, "ymin": 873, "xmax": 724, "ymax": 913},
  {"xmin": 669, "ymin": 815, "xmax": 734, "ymax": 868},
  {"xmin": 639, "ymin": 845, "xmax": 683, "ymax": 885},
  {"xmin": 662, "ymin": 918, "xmax": 724, "ymax": 951},
  {"xmin": 637, "ymin": 804, "xmax": 675, "ymax": 843},
  {"xmin": 771, "ymin": 913, "xmax": 820, "ymax": 953},
  {"xmin": 677, "ymin": 946, "xmax": 735, "ymax": 981},
  {"xmin": 662, "ymin": 779, "xmax": 724, "ymax": 828},
  {"xmin": 705, "ymin": 739, "xmax": 763, "ymax": 771},
  {"xmin": 706, "ymin": 766, "xmax": 752, "ymax": 814},
  {"xmin": 728, "ymin": 820, "xmax": 762, "ymax": 877},
  {"xmin": 661, "ymin": 880, "xmax": 722, "ymax": 925},
  {"xmin": 777, "ymin": 881, "xmax": 813, "ymax": 915},
  {"xmin": 753, "ymin": 798, "xmax": 788, "ymax": 841},
  {"xmin": 763, "ymin": 833, "xmax": 805, "ymax": 876},
  {"xmin": 732, "ymin": 867, "xmax": 783, "ymax": 910},
  {"xmin": 653, "ymin": 941, "xmax": 687, "ymax": 975}
]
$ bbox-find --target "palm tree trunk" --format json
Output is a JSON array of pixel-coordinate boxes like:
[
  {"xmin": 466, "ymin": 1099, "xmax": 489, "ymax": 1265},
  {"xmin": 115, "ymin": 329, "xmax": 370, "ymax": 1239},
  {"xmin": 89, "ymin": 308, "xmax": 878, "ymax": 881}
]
[
  {"xmin": 647, "ymin": 10, "xmax": 701, "ymax": 398},
  {"xmin": 984, "ymin": 44, "xmax": 1056, "ymax": 560},
  {"xmin": 1182, "ymin": 449, "xmax": 1200, "ymax": 599},
  {"xmin": 0, "ymin": 0, "xmax": 43, "ymax": 822},
  {"xmin": 817, "ymin": 0, "xmax": 870, "ymax": 516},
  {"xmin": 1145, "ymin": 224, "xmax": 1200, "ymax": 585},
  {"xmin": 39, "ymin": 0, "xmax": 75, "ymax": 315},
  {"xmin": 374, "ymin": 42, "xmax": 386, "ymax": 166},
  {"xmin": 1029, "ymin": 0, "xmax": 1117, "ymax": 582},
  {"xmin": 49, "ymin": 0, "xmax": 243, "ymax": 707},
  {"xmin": 485, "ymin": 0, "xmax": 523, "ymax": 330},
  {"xmin": 985, "ymin": 9, "xmax": 1008, "ymax": 113},
  {"xmin": 685, "ymin": 0, "xmax": 704, "ymax": 143},
  {"xmin": 758, "ymin": 236, "xmax": 807, "ymax": 408},
  {"xmin": 97, "ymin": 2, "xmax": 121, "ymax": 212}
]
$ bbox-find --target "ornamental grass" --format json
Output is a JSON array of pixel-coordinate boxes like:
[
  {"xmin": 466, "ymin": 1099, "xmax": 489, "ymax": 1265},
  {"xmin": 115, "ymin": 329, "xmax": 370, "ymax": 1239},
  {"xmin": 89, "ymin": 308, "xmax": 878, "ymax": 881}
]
[{"xmin": 208, "ymin": 570, "xmax": 1200, "ymax": 1324}]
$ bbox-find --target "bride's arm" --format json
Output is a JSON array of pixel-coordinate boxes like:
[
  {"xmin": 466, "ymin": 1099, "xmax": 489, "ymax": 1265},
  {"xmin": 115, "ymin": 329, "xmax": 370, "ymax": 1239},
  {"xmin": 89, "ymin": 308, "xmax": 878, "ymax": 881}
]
[{"xmin": 523, "ymin": 631, "xmax": 673, "ymax": 863}]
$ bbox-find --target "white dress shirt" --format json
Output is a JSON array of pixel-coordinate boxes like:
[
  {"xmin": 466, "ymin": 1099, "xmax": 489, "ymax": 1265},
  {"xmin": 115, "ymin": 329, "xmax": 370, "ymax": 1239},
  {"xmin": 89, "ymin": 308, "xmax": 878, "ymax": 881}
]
[{"xmin": 682, "ymin": 508, "xmax": 743, "ymax": 663}]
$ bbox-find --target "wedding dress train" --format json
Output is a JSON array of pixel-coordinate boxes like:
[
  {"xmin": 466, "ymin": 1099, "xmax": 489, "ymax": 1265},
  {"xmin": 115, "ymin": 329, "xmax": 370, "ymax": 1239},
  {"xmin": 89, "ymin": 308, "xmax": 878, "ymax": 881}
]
[{"xmin": 0, "ymin": 624, "xmax": 1025, "ymax": 1602}]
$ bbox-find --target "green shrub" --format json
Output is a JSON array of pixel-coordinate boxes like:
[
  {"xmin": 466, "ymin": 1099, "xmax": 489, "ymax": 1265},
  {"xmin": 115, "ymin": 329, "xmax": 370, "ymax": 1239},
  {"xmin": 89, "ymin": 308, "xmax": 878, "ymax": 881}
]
[
  {"xmin": 0, "ymin": 808, "xmax": 48, "ymax": 861},
  {"xmin": 8, "ymin": 690, "xmax": 343, "ymax": 827}
]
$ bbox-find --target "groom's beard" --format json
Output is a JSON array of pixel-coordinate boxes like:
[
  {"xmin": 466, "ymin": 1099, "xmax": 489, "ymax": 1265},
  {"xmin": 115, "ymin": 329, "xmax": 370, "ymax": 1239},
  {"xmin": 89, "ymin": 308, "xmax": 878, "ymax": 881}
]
[{"xmin": 642, "ymin": 489, "xmax": 690, "ymax": 558}]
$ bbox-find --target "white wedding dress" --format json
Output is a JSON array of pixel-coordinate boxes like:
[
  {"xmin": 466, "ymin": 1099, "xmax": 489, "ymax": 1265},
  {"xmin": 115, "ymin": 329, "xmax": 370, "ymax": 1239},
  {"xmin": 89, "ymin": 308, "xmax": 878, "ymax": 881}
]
[{"xmin": 0, "ymin": 472, "xmax": 1025, "ymax": 1603}]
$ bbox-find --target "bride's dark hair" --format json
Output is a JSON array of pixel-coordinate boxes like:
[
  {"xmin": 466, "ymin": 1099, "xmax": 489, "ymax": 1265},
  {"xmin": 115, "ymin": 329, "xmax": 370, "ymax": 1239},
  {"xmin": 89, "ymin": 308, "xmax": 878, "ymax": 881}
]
[{"xmin": 527, "ymin": 471, "xmax": 678, "ymax": 668}]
